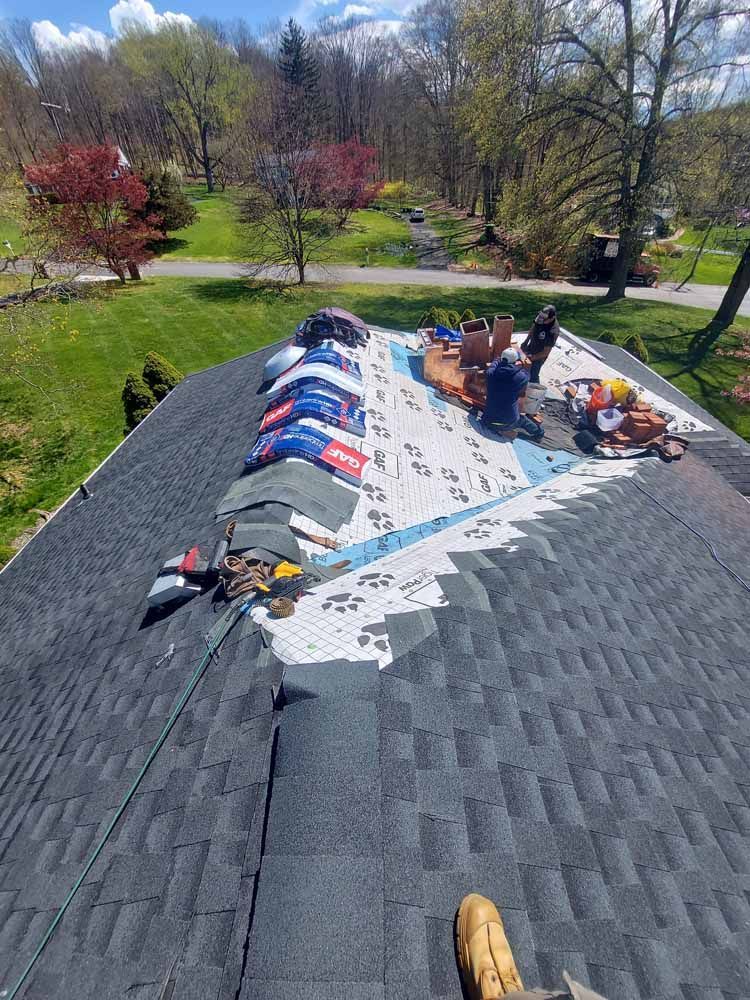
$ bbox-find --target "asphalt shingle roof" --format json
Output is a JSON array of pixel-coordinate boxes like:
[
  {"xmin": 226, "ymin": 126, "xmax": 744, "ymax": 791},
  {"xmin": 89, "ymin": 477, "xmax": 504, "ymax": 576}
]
[
  {"xmin": 242, "ymin": 455, "xmax": 750, "ymax": 1000},
  {"xmin": 1, "ymin": 338, "xmax": 749, "ymax": 1000}
]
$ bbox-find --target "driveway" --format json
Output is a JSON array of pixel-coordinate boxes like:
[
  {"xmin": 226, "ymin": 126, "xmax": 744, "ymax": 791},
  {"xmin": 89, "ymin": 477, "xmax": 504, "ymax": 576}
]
[{"xmin": 407, "ymin": 219, "xmax": 452, "ymax": 269}]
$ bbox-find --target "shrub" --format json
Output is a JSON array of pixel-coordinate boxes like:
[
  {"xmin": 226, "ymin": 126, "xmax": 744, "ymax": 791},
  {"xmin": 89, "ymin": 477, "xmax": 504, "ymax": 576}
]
[
  {"xmin": 122, "ymin": 372, "xmax": 157, "ymax": 431},
  {"xmin": 445, "ymin": 309, "xmax": 461, "ymax": 329},
  {"xmin": 597, "ymin": 330, "xmax": 621, "ymax": 345},
  {"xmin": 142, "ymin": 351, "xmax": 183, "ymax": 401},
  {"xmin": 417, "ymin": 306, "xmax": 449, "ymax": 329},
  {"xmin": 622, "ymin": 333, "xmax": 649, "ymax": 363},
  {"xmin": 459, "ymin": 308, "xmax": 476, "ymax": 324}
]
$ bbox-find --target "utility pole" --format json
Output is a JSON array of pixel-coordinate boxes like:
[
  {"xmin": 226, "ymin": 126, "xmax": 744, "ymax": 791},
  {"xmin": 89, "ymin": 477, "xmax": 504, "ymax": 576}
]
[{"xmin": 40, "ymin": 101, "xmax": 66, "ymax": 143}]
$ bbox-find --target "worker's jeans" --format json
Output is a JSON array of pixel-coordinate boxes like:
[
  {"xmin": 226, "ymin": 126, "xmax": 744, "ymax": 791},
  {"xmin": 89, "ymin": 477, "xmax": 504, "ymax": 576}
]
[
  {"xmin": 528, "ymin": 359, "xmax": 544, "ymax": 383},
  {"xmin": 484, "ymin": 414, "xmax": 544, "ymax": 440}
]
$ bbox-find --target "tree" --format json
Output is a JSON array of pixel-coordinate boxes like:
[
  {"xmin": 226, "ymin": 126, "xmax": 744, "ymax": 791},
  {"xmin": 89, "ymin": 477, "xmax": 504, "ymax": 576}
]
[
  {"xmin": 121, "ymin": 23, "xmax": 251, "ymax": 193},
  {"xmin": 714, "ymin": 242, "xmax": 750, "ymax": 328},
  {"xmin": 139, "ymin": 168, "xmax": 197, "ymax": 238},
  {"xmin": 277, "ymin": 19, "xmax": 324, "ymax": 141},
  {"xmin": 462, "ymin": 0, "xmax": 545, "ymax": 221},
  {"xmin": 24, "ymin": 144, "xmax": 162, "ymax": 282},
  {"xmin": 539, "ymin": 0, "xmax": 750, "ymax": 302},
  {"xmin": 238, "ymin": 95, "xmax": 381, "ymax": 284},
  {"xmin": 400, "ymin": 0, "xmax": 473, "ymax": 206},
  {"xmin": 122, "ymin": 371, "xmax": 157, "ymax": 430},
  {"xmin": 315, "ymin": 138, "xmax": 381, "ymax": 227},
  {"xmin": 142, "ymin": 350, "xmax": 183, "ymax": 399},
  {"xmin": 279, "ymin": 18, "xmax": 321, "ymax": 93}
]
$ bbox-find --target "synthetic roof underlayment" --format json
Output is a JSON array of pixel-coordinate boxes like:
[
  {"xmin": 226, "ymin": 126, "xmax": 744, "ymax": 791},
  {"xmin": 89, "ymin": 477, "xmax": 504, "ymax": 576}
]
[{"xmin": 252, "ymin": 325, "xmax": 713, "ymax": 668}]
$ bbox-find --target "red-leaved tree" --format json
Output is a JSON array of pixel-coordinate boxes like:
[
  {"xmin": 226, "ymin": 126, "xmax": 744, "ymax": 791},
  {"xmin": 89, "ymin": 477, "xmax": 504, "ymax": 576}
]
[
  {"xmin": 312, "ymin": 138, "xmax": 382, "ymax": 227},
  {"xmin": 24, "ymin": 145, "xmax": 162, "ymax": 283},
  {"xmin": 239, "ymin": 101, "xmax": 384, "ymax": 284}
]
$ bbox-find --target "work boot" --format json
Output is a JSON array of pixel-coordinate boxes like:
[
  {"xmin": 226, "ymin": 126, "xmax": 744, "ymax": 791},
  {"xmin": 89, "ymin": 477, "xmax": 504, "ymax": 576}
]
[{"xmin": 456, "ymin": 893, "xmax": 524, "ymax": 999}]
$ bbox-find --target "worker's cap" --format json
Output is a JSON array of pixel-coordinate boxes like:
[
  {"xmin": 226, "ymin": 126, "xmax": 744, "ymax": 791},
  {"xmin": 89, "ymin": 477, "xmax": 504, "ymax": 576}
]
[
  {"xmin": 501, "ymin": 348, "xmax": 520, "ymax": 364},
  {"xmin": 536, "ymin": 305, "xmax": 557, "ymax": 324}
]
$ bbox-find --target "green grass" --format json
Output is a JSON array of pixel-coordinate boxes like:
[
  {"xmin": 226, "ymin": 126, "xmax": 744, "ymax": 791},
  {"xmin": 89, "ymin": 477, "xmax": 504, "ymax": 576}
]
[
  {"xmin": 0, "ymin": 185, "xmax": 416, "ymax": 267},
  {"xmin": 677, "ymin": 224, "xmax": 748, "ymax": 253},
  {"xmin": 429, "ymin": 210, "xmax": 492, "ymax": 268},
  {"xmin": 1, "ymin": 277, "xmax": 748, "ymax": 562},
  {"xmin": 157, "ymin": 186, "xmax": 416, "ymax": 266},
  {"xmin": 649, "ymin": 223, "xmax": 748, "ymax": 286},
  {"xmin": 0, "ymin": 216, "xmax": 23, "ymax": 253},
  {"xmin": 651, "ymin": 248, "xmax": 740, "ymax": 285}
]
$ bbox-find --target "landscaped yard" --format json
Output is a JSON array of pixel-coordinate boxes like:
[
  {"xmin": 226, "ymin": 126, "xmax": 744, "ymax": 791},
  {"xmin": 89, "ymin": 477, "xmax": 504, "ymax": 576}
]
[
  {"xmin": 1, "ymin": 276, "xmax": 748, "ymax": 562},
  {"xmin": 156, "ymin": 186, "xmax": 416, "ymax": 266},
  {"xmin": 0, "ymin": 185, "xmax": 416, "ymax": 267}
]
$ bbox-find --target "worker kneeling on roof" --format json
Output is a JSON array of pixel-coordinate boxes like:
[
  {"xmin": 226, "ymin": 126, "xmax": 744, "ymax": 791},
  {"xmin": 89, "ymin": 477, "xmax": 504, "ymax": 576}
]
[
  {"xmin": 481, "ymin": 348, "xmax": 544, "ymax": 441},
  {"xmin": 521, "ymin": 304, "xmax": 559, "ymax": 383}
]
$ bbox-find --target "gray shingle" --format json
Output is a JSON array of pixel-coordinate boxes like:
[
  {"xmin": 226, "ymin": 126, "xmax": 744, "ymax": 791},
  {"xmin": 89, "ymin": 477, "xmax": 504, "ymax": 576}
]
[{"xmin": 246, "ymin": 854, "xmax": 384, "ymax": 982}]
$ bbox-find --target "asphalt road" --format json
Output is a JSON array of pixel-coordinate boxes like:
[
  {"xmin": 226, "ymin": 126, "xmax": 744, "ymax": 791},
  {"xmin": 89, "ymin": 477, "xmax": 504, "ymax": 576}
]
[{"xmin": 135, "ymin": 259, "xmax": 750, "ymax": 317}]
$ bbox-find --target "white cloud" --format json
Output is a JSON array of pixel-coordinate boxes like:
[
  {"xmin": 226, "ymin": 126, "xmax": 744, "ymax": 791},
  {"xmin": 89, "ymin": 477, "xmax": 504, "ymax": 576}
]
[
  {"xmin": 293, "ymin": 0, "xmax": 341, "ymax": 26},
  {"xmin": 32, "ymin": 19, "xmax": 111, "ymax": 51},
  {"xmin": 342, "ymin": 3, "xmax": 375, "ymax": 15},
  {"xmin": 32, "ymin": 0, "xmax": 193, "ymax": 54},
  {"xmin": 108, "ymin": 0, "xmax": 193, "ymax": 34},
  {"xmin": 369, "ymin": 18, "xmax": 403, "ymax": 33}
]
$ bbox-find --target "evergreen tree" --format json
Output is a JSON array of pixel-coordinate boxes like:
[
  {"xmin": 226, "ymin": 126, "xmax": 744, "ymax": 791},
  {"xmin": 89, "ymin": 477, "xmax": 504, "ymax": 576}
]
[
  {"xmin": 140, "ymin": 170, "xmax": 197, "ymax": 239},
  {"xmin": 278, "ymin": 19, "xmax": 320, "ymax": 92},
  {"xmin": 277, "ymin": 19, "xmax": 324, "ymax": 138}
]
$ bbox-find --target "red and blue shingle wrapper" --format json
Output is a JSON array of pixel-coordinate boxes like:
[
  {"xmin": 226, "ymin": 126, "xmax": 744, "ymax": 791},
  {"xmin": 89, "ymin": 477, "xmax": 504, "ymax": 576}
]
[
  {"xmin": 260, "ymin": 390, "xmax": 367, "ymax": 437},
  {"xmin": 245, "ymin": 423, "xmax": 369, "ymax": 486},
  {"xmin": 299, "ymin": 345, "xmax": 362, "ymax": 377}
]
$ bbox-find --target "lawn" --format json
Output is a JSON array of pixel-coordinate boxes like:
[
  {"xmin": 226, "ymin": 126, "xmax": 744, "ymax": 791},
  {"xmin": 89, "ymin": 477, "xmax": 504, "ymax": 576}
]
[
  {"xmin": 649, "ymin": 223, "xmax": 747, "ymax": 286},
  {"xmin": 651, "ymin": 246, "xmax": 741, "ymax": 286},
  {"xmin": 429, "ymin": 209, "xmax": 494, "ymax": 270},
  {"xmin": 0, "ymin": 185, "xmax": 416, "ymax": 267},
  {"xmin": 1, "ymin": 277, "xmax": 748, "ymax": 562},
  {"xmin": 156, "ymin": 186, "xmax": 416, "ymax": 266}
]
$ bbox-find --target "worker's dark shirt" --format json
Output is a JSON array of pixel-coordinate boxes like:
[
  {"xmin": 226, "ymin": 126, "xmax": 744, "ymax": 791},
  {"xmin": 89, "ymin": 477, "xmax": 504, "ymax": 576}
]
[
  {"xmin": 521, "ymin": 319, "xmax": 559, "ymax": 357},
  {"xmin": 482, "ymin": 359, "xmax": 529, "ymax": 425}
]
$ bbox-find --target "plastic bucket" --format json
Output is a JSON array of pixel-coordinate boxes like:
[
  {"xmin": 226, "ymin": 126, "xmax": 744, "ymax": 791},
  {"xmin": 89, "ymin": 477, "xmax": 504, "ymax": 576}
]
[
  {"xmin": 596, "ymin": 407, "xmax": 625, "ymax": 433},
  {"xmin": 524, "ymin": 382, "xmax": 547, "ymax": 415}
]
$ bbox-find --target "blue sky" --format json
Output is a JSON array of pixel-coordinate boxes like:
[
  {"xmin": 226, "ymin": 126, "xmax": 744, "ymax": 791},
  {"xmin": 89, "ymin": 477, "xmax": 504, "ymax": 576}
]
[{"xmin": 8, "ymin": 0, "xmax": 410, "ymax": 52}]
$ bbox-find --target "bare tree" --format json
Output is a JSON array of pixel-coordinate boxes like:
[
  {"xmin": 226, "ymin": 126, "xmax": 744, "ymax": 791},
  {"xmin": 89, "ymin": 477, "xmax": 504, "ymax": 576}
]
[
  {"xmin": 538, "ymin": 0, "xmax": 750, "ymax": 301},
  {"xmin": 400, "ymin": 0, "xmax": 474, "ymax": 205}
]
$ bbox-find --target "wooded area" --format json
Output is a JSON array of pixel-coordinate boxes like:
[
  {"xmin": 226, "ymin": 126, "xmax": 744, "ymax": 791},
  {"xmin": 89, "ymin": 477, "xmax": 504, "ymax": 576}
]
[{"xmin": 0, "ymin": 0, "xmax": 748, "ymax": 306}]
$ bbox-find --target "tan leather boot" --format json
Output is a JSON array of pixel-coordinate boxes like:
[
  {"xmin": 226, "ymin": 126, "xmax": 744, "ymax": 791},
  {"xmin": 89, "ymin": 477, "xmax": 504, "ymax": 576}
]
[{"xmin": 455, "ymin": 893, "xmax": 524, "ymax": 999}]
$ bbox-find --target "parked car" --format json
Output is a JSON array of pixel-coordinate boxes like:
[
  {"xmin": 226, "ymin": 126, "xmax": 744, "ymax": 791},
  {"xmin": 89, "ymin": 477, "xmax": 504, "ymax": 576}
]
[
  {"xmin": 575, "ymin": 233, "xmax": 661, "ymax": 286},
  {"xmin": 410, "ymin": 207, "xmax": 425, "ymax": 222}
]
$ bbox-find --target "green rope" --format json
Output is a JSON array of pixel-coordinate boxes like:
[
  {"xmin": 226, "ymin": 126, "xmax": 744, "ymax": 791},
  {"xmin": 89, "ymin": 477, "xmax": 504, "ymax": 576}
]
[{"xmin": 8, "ymin": 600, "xmax": 250, "ymax": 999}]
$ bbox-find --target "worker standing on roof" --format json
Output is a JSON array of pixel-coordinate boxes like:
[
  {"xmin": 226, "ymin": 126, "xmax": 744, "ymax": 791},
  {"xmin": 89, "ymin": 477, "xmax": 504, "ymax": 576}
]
[
  {"xmin": 480, "ymin": 348, "xmax": 544, "ymax": 442},
  {"xmin": 520, "ymin": 304, "xmax": 559, "ymax": 383}
]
